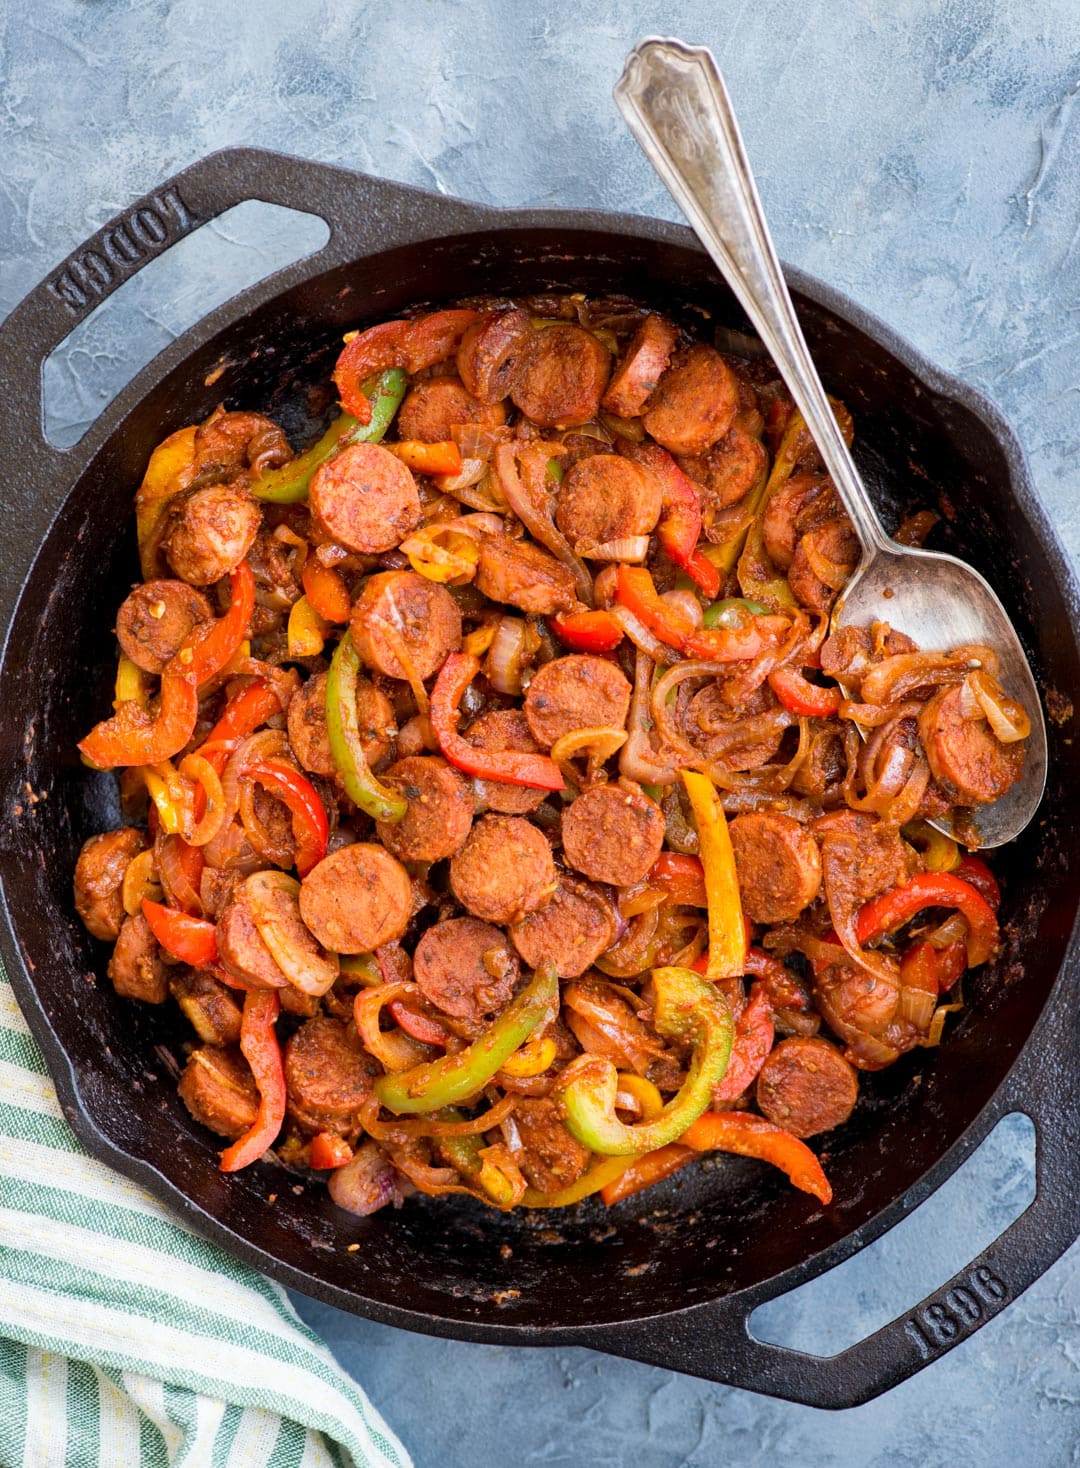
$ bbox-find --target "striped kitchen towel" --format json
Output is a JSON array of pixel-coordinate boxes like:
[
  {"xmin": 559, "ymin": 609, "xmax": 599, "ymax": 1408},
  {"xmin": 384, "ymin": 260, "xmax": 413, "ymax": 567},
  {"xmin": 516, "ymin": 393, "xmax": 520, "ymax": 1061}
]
[{"xmin": 0, "ymin": 960, "xmax": 411, "ymax": 1468}]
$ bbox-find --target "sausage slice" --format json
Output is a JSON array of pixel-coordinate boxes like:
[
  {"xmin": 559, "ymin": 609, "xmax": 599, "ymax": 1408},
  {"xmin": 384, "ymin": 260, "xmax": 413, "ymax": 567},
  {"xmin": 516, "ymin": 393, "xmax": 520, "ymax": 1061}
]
[
  {"xmin": 555, "ymin": 454, "xmax": 661, "ymax": 553},
  {"xmin": 74, "ymin": 827, "xmax": 147, "ymax": 942},
  {"xmin": 374, "ymin": 756, "xmax": 474, "ymax": 863},
  {"xmin": 284, "ymin": 1015, "xmax": 377, "ymax": 1133},
  {"xmin": 413, "ymin": 916, "xmax": 519, "ymax": 1021},
  {"xmin": 457, "ymin": 308, "xmax": 533, "ymax": 403},
  {"xmin": 917, "ymin": 685, "xmax": 1025, "ymax": 805},
  {"xmin": 299, "ymin": 843, "xmax": 412, "ymax": 953},
  {"xmin": 509, "ymin": 876, "xmax": 616, "ymax": 978},
  {"xmin": 511, "ymin": 1096, "xmax": 591, "ymax": 1194},
  {"xmin": 523, "ymin": 655, "xmax": 632, "ymax": 749},
  {"xmin": 474, "ymin": 536, "xmax": 576, "ymax": 616},
  {"xmin": 178, "ymin": 1046, "xmax": 259, "ymax": 1140},
  {"xmin": 510, "ymin": 324, "xmax": 612, "ymax": 428},
  {"xmin": 755, "ymin": 1036, "xmax": 859, "ymax": 1138},
  {"xmin": 397, "ymin": 377, "xmax": 507, "ymax": 442},
  {"xmin": 350, "ymin": 570, "xmax": 462, "ymax": 682},
  {"xmin": 116, "ymin": 579, "xmax": 214, "ymax": 674},
  {"xmin": 108, "ymin": 912, "xmax": 168, "ymax": 1003},
  {"xmin": 678, "ymin": 426, "xmax": 767, "ymax": 512},
  {"xmin": 601, "ymin": 314, "xmax": 680, "ymax": 418},
  {"xmin": 729, "ymin": 812, "xmax": 823, "ymax": 924},
  {"xmin": 163, "ymin": 483, "xmax": 261, "ymax": 587},
  {"xmin": 642, "ymin": 345, "xmax": 739, "ymax": 457},
  {"xmin": 449, "ymin": 814, "xmax": 557, "ymax": 925},
  {"xmin": 465, "ymin": 710, "xmax": 547, "ymax": 814},
  {"xmin": 560, "ymin": 783, "xmax": 665, "ymax": 888},
  {"xmin": 309, "ymin": 442, "xmax": 421, "ymax": 553},
  {"xmin": 288, "ymin": 670, "xmax": 393, "ymax": 779},
  {"xmin": 217, "ymin": 890, "xmax": 289, "ymax": 989}
]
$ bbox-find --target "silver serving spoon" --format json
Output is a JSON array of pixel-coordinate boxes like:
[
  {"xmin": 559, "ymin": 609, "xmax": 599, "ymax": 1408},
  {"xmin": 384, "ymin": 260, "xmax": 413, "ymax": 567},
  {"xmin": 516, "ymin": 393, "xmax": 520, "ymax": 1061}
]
[{"xmin": 615, "ymin": 36, "xmax": 1047, "ymax": 848}]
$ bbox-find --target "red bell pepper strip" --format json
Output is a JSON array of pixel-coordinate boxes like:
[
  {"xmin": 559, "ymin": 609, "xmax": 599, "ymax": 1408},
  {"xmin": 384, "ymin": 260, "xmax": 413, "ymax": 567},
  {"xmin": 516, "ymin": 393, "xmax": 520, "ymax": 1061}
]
[
  {"xmin": 549, "ymin": 609, "xmax": 625, "ymax": 654},
  {"xmin": 615, "ymin": 565, "xmax": 786, "ymax": 663},
  {"xmin": 186, "ymin": 561, "xmax": 255, "ymax": 688},
  {"xmin": 431, "ymin": 653, "xmax": 565, "ymax": 791},
  {"xmin": 955, "ymin": 853, "xmax": 1001, "ymax": 911},
  {"xmin": 79, "ymin": 664, "xmax": 199, "ymax": 770},
  {"xmin": 301, "ymin": 561, "xmax": 351, "ymax": 624},
  {"xmin": 203, "ymin": 678, "xmax": 283, "ymax": 754},
  {"xmin": 768, "ymin": 665, "xmax": 842, "ymax": 718},
  {"xmin": 141, "ymin": 898, "xmax": 218, "ymax": 967},
  {"xmin": 712, "ymin": 983, "xmax": 775, "ymax": 1102},
  {"xmin": 855, "ymin": 872, "xmax": 999, "ymax": 967},
  {"xmin": 681, "ymin": 1110, "xmax": 832, "ymax": 1204},
  {"xmin": 900, "ymin": 938, "xmax": 967, "ymax": 997},
  {"xmin": 244, "ymin": 759, "xmax": 329, "ymax": 877},
  {"xmin": 219, "ymin": 990, "xmax": 286, "ymax": 1172},
  {"xmin": 333, "ymin": 310, "xmax": 480, "ymax": 424},
  {"xmin": 624, "ymin": 443, "xmax": 720, "ymax": 598},
  {"xmin": 308, "ymin": 1131, "xmax": 354, "ymax": 1170},
  {"xmin": 599, "ymin": 1143, "xmax": 697, "ymax": 1206},
  {"xmin": 649, "ymin": 852, "xmax": 708, "ymax": 908}
]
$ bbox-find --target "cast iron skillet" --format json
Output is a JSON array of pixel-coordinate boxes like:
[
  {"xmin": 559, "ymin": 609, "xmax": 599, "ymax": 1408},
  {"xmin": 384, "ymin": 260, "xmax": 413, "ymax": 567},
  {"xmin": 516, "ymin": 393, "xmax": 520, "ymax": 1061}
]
[{"xmin": 2, "ymin": 148, "xmax": 1079, "ymax": 1410}]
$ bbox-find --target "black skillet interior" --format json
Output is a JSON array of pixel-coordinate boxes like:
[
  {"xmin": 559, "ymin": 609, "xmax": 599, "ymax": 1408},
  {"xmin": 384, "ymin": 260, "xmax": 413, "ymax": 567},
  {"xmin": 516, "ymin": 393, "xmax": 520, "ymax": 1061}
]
[{"xmin": 2, "ymin": 155, "xmax": 1080, "ymax": 1405}]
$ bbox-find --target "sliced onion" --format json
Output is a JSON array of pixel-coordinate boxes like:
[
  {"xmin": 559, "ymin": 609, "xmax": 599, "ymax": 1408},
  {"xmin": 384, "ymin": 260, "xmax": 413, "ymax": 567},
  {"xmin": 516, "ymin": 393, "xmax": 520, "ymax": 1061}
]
[
  {"xmin": 661, "ymin": 589, "xmax": 704, "ymax": 628},
  {"xmin": 583, "ymin": 535, "xmax": 651, "ymax": 563},
  {"xmin": 965, "ymin": 670, "xmax": 1032, "ymax": 743},
  {"xmin": 354, "ymin": 983, "xmax": 434, "ymax": 1071},
  {"xmin": 619, "ymin": 649, "xmax": 679, "ymax": 784},
  {"xmin": 362, "ymin": 1093, "xmax": 517, "ymax": 1143},
  {"xmin": 926, "ymin": 912, "xmax": 969, "ymax": 949},
  {"xmin": 611, "ymin": 603, "xmax": 680, "ymax": 665},
  {"xmin": 485, "ymin": 615, "xmax": 528, "ymax": 695},
  {"xmin": 121, "ymin": 849, "xmax": 162, "ymax": 916},
  {"xmin": 156, "ymin": 833, "xmax": 204, "ymax": 914},
  {"xmin": 246, "ymin": 869, "xmax": 339, "ymax": 996},
  {"xmin": 327, "ymin": 1141, "xmax": 403, "ymax": 1216},
  {"xmin": 860, "ymin": 647, "xmax": 998, "ymax": 706}
]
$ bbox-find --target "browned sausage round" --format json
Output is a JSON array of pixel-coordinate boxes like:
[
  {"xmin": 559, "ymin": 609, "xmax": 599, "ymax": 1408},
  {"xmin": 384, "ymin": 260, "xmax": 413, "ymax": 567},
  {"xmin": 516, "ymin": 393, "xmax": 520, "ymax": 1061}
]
[
  {"xmin": 787, "ymin": 519, "xmax": 859, "ymax": 614},
  {"xmin": 115, "ymin": 579, "xmax": 214, "ymax": 674},
  {"xmin": 457, "ymin": 308, "xmax": 533, "ymax": 403},
  {"xmin": 511, "ymin": 1096, "xmax": 591, "ymax": 1194},
  {"xmin": 309, "ymin": 443, "xmax": 420, "ymax": 554},
  {"xmin": 217, "ymin": 891, "xmax": 289, "ymax": 989},
  {"xmin": 510, "ymin": 324, "xmax": 612, "ymax": 428},
  {"xmin": 642, "ymin": 345, "xmax": 739, "ymax": 457},
  {"xmin": 299, "ymin": 843, "xmax": 412, "ymax": 953},
  {"xmin": 678, "ymin": 425, "xmax": 767, "ymax": 512},
  {"xmin": 509, "ymin": 876, "xmax": 616, "ymax": 977},
  {"xmin": 74, "ymin": 827, "xmax": 147, "ymax": 942},
  {"xmin": 761, "ymin": 474, "xmax": 829, "ymax": 571},
  {"xmin": 374, "ymin": 756, "xmax": 474, "ymax": 863},
  {"xmin": 601, "ymin": 314, "xmax": 680, "ymax": 418},
  {"xmin": 755, "ymin": 1036, "xmax": 859, "ymax": 1137},
  {"xmin": 288, "ymin": 671, "xmax": 393, "ymax": 778},
  {"xmin": 397, "ymin": 377, "xmax": 507, "ymax": 442},
  {"xmin": 814, "ymin": 813, "xmax": 916, "ymax": 906},
  {"xmin": 108, "ymin": 912, "xmax": 168, "ymax": 1003},
  {"xmin": 284, "ymin": 1015, "xmax": 377, "ymax": 1133},
  {"xmin": 170, "ymin": 969, "xmax": 243, "ymax": 1046},
  {"xmin": 918, "ymin": 685, "xmax": 1025, "ymax": 805},
  {"xmin": 474, "ymin": 536, "xmax": 576, "ymax": 616},
  {"xmin": 729, "ymin": 812, "xmax": 823, "ymax": 924},
  {"xmin": 193, "ymin": 409, "xmax": 290, "ymax": 476},
  {"xmin": 465, "ymin": 709, "xmax": 547, "ymax": 814},
  {"xmin": 449, "ymin": 814, "xmax": 557, "ymax": 925},
  {"xmin": 560, "ymin": 783, "xmax": 665, "ymax": 889},
  {"xmin": 413, "ymin": 916, "xmax": 519, "ymax": 1021},
  {"xmin": 163, "ymin": 483, "xmax": 261, "ymax": 587},
  {"xmin": 350, "ymin": 570, "xmax": 462, "ymax": 681},
  {"xmin": 523, "ymin": 655, "xmax": 632, "ymax": 749},
  {"xmin": 555, "ymin": 454, "xmax": 661, "ymax": 553},
  {"xmin": 178, "ymin": 1046, "xmax": 259, "ymax": 1140}
]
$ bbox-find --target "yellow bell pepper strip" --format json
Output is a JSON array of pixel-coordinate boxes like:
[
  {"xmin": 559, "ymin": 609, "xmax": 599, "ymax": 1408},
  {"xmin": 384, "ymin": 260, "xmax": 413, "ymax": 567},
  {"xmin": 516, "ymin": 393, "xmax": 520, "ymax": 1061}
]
[
  {"xmin": 135, "ymin": 425, "xmax": 197, "ymax": 579},
  {"xmin": 373, "ymin": 961, "xmax": 559, "ymax": 1115},
  {"xmin": 114, "ymin": 654, "xmax": 150, "ymax": 710},
  {"xmin": 286, "ymin": 595, "xmax": 328, "ymax": 657},
  {"xmin": 139, "ymin": 762, "xmax": 188, "ymax": 837},
  {"xmin": 522, "ymin": 1155, "xmax": 634, "ymax": 1208},
  {"xmin": 681, "ymin": 770, "xmax": 747, "ymax": 980},
  {"xmin": 901, "ymin": 820, "xmax": 960, "ymax": 874},
  {"xmin": 250, "ymin": 367, "xmax": 408, "ymax": 504},
  {"xmin": 399, "ymin": 523, "xmax": 480, "ymax": 585},
  {"xmin": 301, "ymin": 560, "xmax": 351, "ymax": 624},
  {"xmin": 325, "ymin": 633, "xmax": 408, "ymax": 822},
  {"xmin": 615, "ymin": 1073, "xmax": 664, "ymax": 1121},
  {"xmin": 599, "ymin": 1143, "xmax": 697, "ymax": 1206},
  {"xmin": 681, "ymin": 1111, "xmax": 832, "ymax": 1204},
  {"xmin": 219, "ymin": 990, "xmax": 286, "ymax": 1173},
  {"xmin": 500, "ymin": 1034, "xmax": 557, "ymax": 1078},
  {"xmin": 436, "ymin": 1124, "xmax": 525, "ymax": 1209},
  {"xmin": 553, "ymin": 966, "xmax": 733, "ymax": 1157}
]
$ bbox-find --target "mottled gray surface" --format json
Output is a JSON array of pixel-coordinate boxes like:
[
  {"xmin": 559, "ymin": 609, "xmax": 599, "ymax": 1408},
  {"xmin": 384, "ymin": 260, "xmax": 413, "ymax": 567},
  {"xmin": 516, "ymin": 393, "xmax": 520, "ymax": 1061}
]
[{"xmin": 3, "ymin": 0, "xmax": 1080, "ymax": 1462}]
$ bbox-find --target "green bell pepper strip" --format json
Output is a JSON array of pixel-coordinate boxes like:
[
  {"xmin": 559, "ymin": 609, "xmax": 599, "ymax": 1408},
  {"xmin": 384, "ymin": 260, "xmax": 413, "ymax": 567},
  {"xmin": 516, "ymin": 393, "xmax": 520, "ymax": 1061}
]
[
  {"xmin": 250, "ymin": 368, "xmax": 407, "ymax": 503},
  {"xmin": 325, "ymin": 633, "xmax": 408, "ymax": 822},
  {"xmin": 553, "ymin": 966, "xmax": 734, "ymax": 1156},
  {"xmin": 374, "ymin": 962, "xmax": 559, "ymax": 1114},
  {"xmin": 702, "ymin": 596, "xmax": 770, "ymax": 629},
  {"xmin": 436, "ymin": 1121, "xmax": 520, "ymax": 1209}
]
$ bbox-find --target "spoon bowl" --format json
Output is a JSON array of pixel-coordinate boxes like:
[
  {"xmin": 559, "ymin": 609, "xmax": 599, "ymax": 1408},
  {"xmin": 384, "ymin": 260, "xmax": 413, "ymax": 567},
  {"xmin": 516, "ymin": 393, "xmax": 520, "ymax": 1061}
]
[{"xmin": 615, "ymin": 36, "xmax": 1048, "ymax": 846}]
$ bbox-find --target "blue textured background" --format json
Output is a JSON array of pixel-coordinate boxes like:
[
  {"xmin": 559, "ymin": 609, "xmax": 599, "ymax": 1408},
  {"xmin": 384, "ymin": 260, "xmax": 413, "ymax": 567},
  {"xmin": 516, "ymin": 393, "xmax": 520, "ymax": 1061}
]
[{"xmin": 3, "ymin": 2, "xmax": 1079, "ymax": 1462}]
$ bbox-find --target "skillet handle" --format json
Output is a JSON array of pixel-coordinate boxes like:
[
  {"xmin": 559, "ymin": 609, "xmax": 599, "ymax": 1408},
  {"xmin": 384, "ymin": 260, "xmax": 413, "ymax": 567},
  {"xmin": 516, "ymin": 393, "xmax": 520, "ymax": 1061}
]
[{"xmin": 587, "ymin": 1023, "xmax": 1080, "ymax": 1407}]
